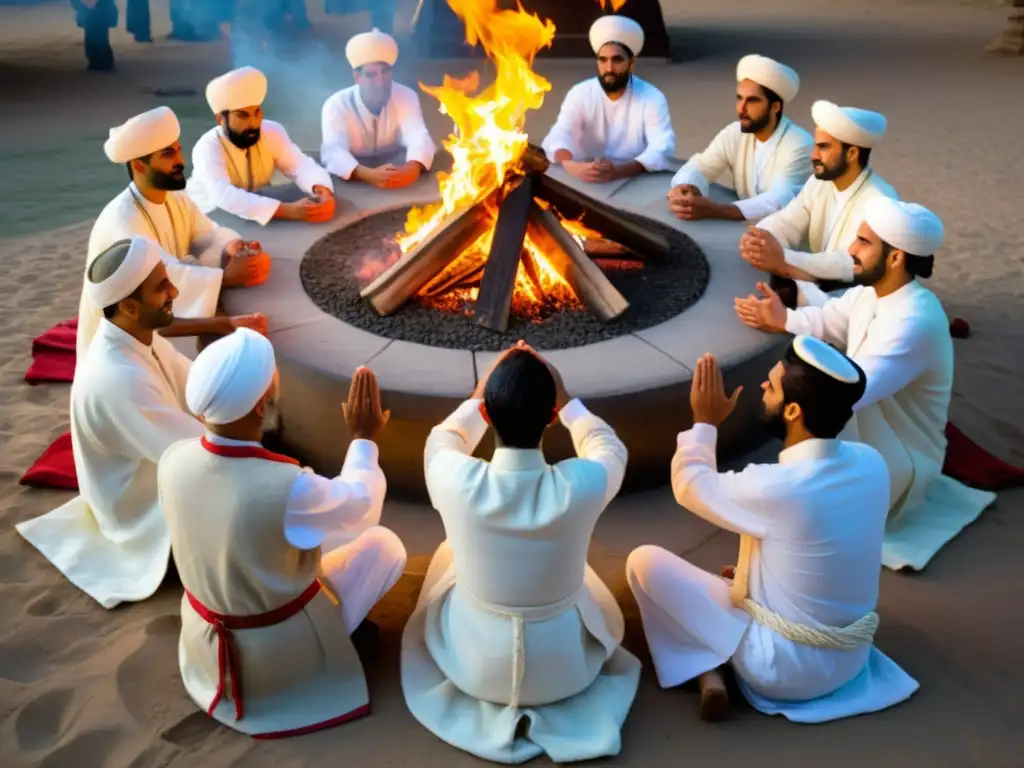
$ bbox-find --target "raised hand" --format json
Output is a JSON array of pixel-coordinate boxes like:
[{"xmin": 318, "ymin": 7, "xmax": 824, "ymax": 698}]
[
  {"xmin": 342, "ymin": 366, "xmax": 390, "ymax": 442},
  {"xmin": 734, "ymin": 281, "xmax": 788, "ymax": 332},
  {"xmin": 689, "ymin": 354, "xmax": 743, "ymax": 427}
]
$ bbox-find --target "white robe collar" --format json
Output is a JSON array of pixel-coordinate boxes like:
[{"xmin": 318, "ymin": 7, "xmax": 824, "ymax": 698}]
[
  {"xmin": 205, "ymin": 432, "xmax": 261, "ymax": 447},
  {"xmin": 491, "ymin": 447, "xmax": 549, "ymax": 471},
  {"xmin": 96, "ymin": 318, "xmax": 153, "ymax": 356},
  {"xmin": 778, "ymin": 438, "xmax": 842, "ymax": 464}
]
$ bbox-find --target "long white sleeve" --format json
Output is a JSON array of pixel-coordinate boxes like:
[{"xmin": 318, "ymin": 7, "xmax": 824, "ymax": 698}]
[
  {"xmin": 184, "ymin": 195, "xmax": 239, "ymax": 268},
  {"xmin": 757, "ymin": 180, "xmax": 813, "ymax": 249},
  {"xmin": 264, "ymin": 120, "xmax": 333, "ymax": 196},
  {"xmin": 852, "ymin": 314, "xmax": 933, "ymax": 411},
  {"xmin": 783, "ymin": 287, "xmax": 861, "ymax": 348},
  {"xmin": 320, "ymin": 93, "xmax": 361, "ymax": 180},
  {"xmin": 784, "ymin": 247, "xmax": 856, "ymax": 282},
  {"xmin": 541, "ymin": 86, "xmax": 586, "ymax": 160},
  {"xmin": 398, "ymin": 92, "xmax": 436, "ymax": 170},
  {"xmin": 735, "ymin": 138, "xmax": 812, "ymax": 221},
  {"xmin": 670, "ymin": 124, "xmax": 734, "ymax": 194},
  {"xmin": 283, "ymin": 439, "xmax": 387, "ymax": 550},
  {"xmin": 190, "ymin": 130, "xmax": 282, "ymax": 225},
  {"xmin": 558, "ymin": 398, "xmax": 628, "ymax": 507},
  {"xmin": 634, "ymin": 88, "xmax": 675, "ymax": 172},
  {"xmin": 424, "ymin": 398, "xmax": 490, "ymax": 468}
]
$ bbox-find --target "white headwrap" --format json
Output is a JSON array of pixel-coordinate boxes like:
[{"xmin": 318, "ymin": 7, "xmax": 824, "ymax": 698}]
[
  {"xmin": 103, "ymin": 106, "xmax": 180, "ymax": 164},
  {"xmin": 863, "ymin": 197, "xmax": 944, "ymax": 256},
  {"xmin": 346, "ymin": 27, "xmax": 399, "ymax": 69},
  {"xmin": 811, "ymin": 100, "xmax": 887, "ymax": 148},
  {"xmin": 206, "ymin": 66, "xmax": 268, "ymax": 113},
  {"xmin": 793, "ymin": 335, "xmax": 861, "ymax": 384},
  {"xmin": 736, "ymin": 54, "xmax": 799, "ymax": 103},
  {"xmin": 186, "ymin": 328, "xmax": 277, "ymax": 425},
  {"xmin": 589, "ymin": 15, "xmax": 644, "ymax": 57},
  {"xmin": 85, "ymin": 236, "xmax": 163, "ymax": 308}
]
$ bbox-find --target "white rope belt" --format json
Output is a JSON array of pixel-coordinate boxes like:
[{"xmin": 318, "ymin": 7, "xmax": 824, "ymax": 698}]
[{"xmin": 740, "ymin": 598, "xmax": 879, "ymax": 650}]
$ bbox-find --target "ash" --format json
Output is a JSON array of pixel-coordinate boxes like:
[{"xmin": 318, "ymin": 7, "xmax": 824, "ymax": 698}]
[{"xmin": 300, "ymin": 207, "xmax": 709, "ymax": 352}]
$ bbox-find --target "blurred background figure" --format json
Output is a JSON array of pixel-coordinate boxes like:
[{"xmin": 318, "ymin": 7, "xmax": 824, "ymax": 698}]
[
  {"xmin": 70, "ymin": 0, "xmax": 117, "ymax": 71},
  {"xmin": 126, "ymin": 0, "xmax": 152, "ymax": 43}
]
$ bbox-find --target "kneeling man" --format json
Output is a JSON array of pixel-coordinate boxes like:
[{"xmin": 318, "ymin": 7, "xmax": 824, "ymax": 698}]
[
  {"xmin": 735, "ymin": 198, "xmax": 996, "ymax": 570},
  {"xmin": 627, "ymin": 341, "xmax": 919, "ymax": 722},
  {"xmin": 17, "ymin": 237, "xmax": 207, "ymax": 608},
  {"xmin": 188, "ymin": 66, "xmax": 337, "ymax": 225},
  {"xmin": 402, "ymin": 342, "xmax": 641, "ymax": 764},
  {"xmin": 161, "ymin": 332, "xmax": 407, "ymax": 736}
]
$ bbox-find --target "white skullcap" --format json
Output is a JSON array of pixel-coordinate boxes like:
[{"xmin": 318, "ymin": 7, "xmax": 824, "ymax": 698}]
[
  {"xmin": 589, "ymin": 15, "xmax": 644, "ymax": 57},
  {"xmin": 736, "ymin": 54, "xmax": 799, "ymax": 104},
  {"xmin": 103, "ymin": 106, "xmax": 180, "ymax": 164},
  {"xmin": 85, "ymin": 236, "xmax": 163, "ymax": 308},
  {"xmin": 792, "ymin": 335, "xmax": 861, "ymax": 384},
  {"xmin": 811, "ymin": 100, "xmax": 887, "ymax": 148},
  {"xmin": 206, "ymin": 66, "xmax": 268, "ymax": 113},
  {"xmin": 186, "ymin": 328, "xmax": 276, "ymax": 425},
  {"xmin": 346, "ymin": 27, "xmax": 399, "ymax": 69},
  {"xmin": 863, "ymin": 197, "xmax": 944, "ymax": 256}
]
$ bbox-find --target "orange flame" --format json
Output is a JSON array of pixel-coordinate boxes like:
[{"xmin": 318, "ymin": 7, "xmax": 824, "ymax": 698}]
[{"xmin": 596, "ymin": 0, "xmax": 629, "ymax": 10}]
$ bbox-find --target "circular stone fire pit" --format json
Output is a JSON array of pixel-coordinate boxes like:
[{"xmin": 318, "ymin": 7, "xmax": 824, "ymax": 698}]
[
  {"xmin": 212, "ymin": 169, "xmax": 788, "ymax": 501},
  {"xmin": 300, "ymin": 205, "xmax": 709, "ymax": 351}
]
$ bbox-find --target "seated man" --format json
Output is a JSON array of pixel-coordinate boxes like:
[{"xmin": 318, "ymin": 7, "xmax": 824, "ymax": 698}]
[
  {"xmin": 542, "ymin": 14, "xmax": 675, "ymax": 183},
  {"xmin": 402, "ymin": 342, "xmax": 641, "ymax": 764},
  {"xmin": 161, "ymin": 331, "xmax": 406, "ymax": 737},
  {"xmin": 735, "ymin": 198, "xmax": 996, "ymax": 570},
  {"xmin": 187, "ymin": 66, "xmax": 337, "ymax": 226},
  {"xmin": 81, "ymin": 105, "xmax": 269, "ymax": 358},
  {"xmin": 321, "ymin": 27, "xmax": 436, "ymax": 189},
  {"xmin": 739, "ymin": 100, "xmax": 896, "ymax": 307},
  {"xmin": 16, "ymin": 237, "xmax": 210, "ymax": 608},
  {"xmin": 668, "ymin": 54, "xmax": 813, "ymax": 223},
  {"xmin": 627, "ymin": 342, "xmax": 919, "ymax": 722}
]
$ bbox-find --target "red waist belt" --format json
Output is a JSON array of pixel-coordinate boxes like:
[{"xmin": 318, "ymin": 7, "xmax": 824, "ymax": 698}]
[{"xmin": 185, "ymin": 580, "xmax": 322, "ymax": 721}]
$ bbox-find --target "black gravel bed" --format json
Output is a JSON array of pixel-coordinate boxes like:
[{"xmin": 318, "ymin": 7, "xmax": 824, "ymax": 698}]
[{"xmin": 300, "ymin": 206, "xmax": 709, "ymax": 352}]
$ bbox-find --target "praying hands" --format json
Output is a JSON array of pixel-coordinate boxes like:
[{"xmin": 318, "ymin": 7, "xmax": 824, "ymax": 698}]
[
  {"xmin": 739, "ymin": 226, "xmax": 787, "ymax": 275},
  {"xmin": 734, "ymin": 281, "xmax": 788, "ymax": 333}
]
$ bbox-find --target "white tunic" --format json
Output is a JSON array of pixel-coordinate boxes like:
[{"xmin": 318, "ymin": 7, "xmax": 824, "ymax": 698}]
[
  {"xmin": 320, "ymin": 83, "xmax": 437, "ymax": 180},
  {"xmin": 16, "ymin": 321, "xmax": 204, "ymax": 609},
  {"xmin": 187, "ymin": 120, "xmax": 334, "ymax": 225},
  {"xmin": 627, "ymin": 425, "xmax": 919, "ymax": 722},
  {"xmin": 78, "ymin": 183, "xmax": 237, "ymax": 360},
  {"xmin": 785, "ymin": 280, "xmax": 997, "ymax": 570},
  {"xmin": 401, "ymin": 398, "xmax": 642, "ymax": 764},
  {"xmin": 541, "ymin": 76, "xmax": 676, "ymax": 171},
  {"xmin": 671, "ymin": 117, "xmax": 814, "ymax": 220}
]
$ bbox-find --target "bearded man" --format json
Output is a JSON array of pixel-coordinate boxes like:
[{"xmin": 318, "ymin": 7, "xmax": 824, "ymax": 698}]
[
  {"xmin": 668, "ymin": 54, "xmax": 813, "ymax": 223},
  {"xmin": 542, "ymin": 15, "xmax": 676, "ymax": 184},
  {"xmin": 187, "ymin": 66, "xmax": 338, "ymax": 225}
]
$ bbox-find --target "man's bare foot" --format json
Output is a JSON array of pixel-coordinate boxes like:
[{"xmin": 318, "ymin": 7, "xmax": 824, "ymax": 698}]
[{"xmin": 698, "ymin": 669, "xmax": 730, "ymax": 722}]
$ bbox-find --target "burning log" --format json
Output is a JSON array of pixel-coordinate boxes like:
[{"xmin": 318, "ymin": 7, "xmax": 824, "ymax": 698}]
[
  {"xmin": 422, "ymin": 260, "xmax": 485, "ymax": 297},
  {"xmin": 528, "ymin": 203, "xmax": 629, "ymax": 322},
  {"xmin": 536, "ymin": 173, "xmax": 671, "ymax": 259},
  {"xmin": 476, "ymin": 174, "xmax": 537, "ymax": 332},
  {"xmin": 519, "ymin": 245, "xmax": 545, "ymax": 298},
  {"xmin": 360, "ymin": 191, "xmax": 496, "ymax": 315},
  {"xmin": 521, "ymin": 143, "xmax": 551, "ymax": 175}
]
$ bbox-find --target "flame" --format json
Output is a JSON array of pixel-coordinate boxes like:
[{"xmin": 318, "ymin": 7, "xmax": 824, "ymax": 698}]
[{"xmin": 596, "ymin": 0, "xmax": 629, "ymax": 10}]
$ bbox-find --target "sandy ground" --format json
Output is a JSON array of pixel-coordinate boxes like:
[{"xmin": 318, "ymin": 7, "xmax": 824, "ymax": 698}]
[{"xmin": 1, "ymin": 1, "xmax": 1023, "ymax": 766}]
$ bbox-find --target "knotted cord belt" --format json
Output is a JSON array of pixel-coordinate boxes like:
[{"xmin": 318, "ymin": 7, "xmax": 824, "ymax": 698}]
[
  {"xmin": 185, "ymin": 580, "xmax": 323, "ymax": 720},
  {"xmin": 728, "ymin": 535, "xmax": 879, "ymax": 651}
]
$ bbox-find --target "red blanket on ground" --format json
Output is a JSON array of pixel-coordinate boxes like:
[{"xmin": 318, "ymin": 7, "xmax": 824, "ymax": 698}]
[{"xmin": 24, "ymin": 318, "xmax": 77, "ymax": 384}]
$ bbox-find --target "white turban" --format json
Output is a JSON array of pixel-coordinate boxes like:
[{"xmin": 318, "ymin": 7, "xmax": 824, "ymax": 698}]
[
  {"xmin": 736, "ymin": 54, "xmax": 799, "ymax": 104},
  {"xmin": 793, "ymin": 335, "xmax": 861, "ymax": 384},
  {"xmin": 186, "ymin": 328, "xmax": 277, "ymax": 426},
  {"xmin": 863, "ymin": 197, "xmax": 944, "ymax": 256},
  {"xmin": 85, "ymin": 236, "xmax": 163, "ymax": 309},
  {"xmin": 346, "ymin": 27, "xmax": 399, "ymax": 69},
  {"xmin": 206, "ymin": 66, "xmax": 268, "ymax": 113},
  {"xmin": 811, "ymin": 100, "xmax": 887, "ymax": 148},
  {"xmin": 589, "ymin": 15, "xmax": 644, "ymax": 57},
  {"xmin": 103, "ymin": 106, "xmax": 180, "ymax": 164}
]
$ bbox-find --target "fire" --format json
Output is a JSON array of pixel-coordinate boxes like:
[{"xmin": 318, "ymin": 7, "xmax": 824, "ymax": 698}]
[
  {"xmin": 596, "ymin": 0, "xmax": 629, "ymax": 10},
  {"xmin": 396, "ymin": 0, "xmax": 581, "ymax": 315}
]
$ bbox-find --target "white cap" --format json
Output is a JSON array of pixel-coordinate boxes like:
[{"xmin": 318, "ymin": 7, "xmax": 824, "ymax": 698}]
[
  {"xmin": 85, "ymin": 236, "xmax": 164, "ymax": 308},
  {"xmin": 206, "ymin": 66, "xmax": 268, "ymax": 113},
  {"xmin": 186, "ymin": 328, "xmax": 276, "ymax": 425},
  {"xmin": 863, "ymin": 197, "xmax": 944, "ymax": 256},
  {"xmin": 589, "ymin": 15, "xmax": 644, "ymax": 57},
  {"xmin": 103, "ymin": 106, "xmax": 180, "ymax": 164},
  {"xmin": 736, "ymin": 54, "xmax": 799, "ymax": 103},
  {"xmin": 792, "ymin": 335, "xmax": 862, "ymax": 384},
  {"xmin": 346, "ymin": 27, "xmax": 399, "ymax": 69},
  {"xmin": 811, "ymin": 100, "xmax": 887, "ymax": 148}
]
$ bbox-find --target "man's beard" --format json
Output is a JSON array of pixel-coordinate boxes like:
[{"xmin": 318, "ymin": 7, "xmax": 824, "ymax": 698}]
[
  {"xmin": 739, "ymin": 111, "xmax": 772, "ymax": 134},
  {"xmin": 760, "ymin": 402, "xmax": 787, "ymax": 441},
  {"xmin": 148, "ymin": 166, "xmax": 186, "ymax": 191},
  {"xmin": 813, "ymin": 153, "xmax": 849, "ymax": 181},
  {"xmin": 140, "ymin": 300, "xmax": 174, "ymax": 330},
  {"xmin": 599, "ymin": 71, "xmax": 630, "ymax": 94},
  {"xmin": 225, "ymin": 125, "xmax": 261, "ymax": 149},
  {"xmin": 851, "ymin": 256, "xmax": 888, "ymax": 287}
]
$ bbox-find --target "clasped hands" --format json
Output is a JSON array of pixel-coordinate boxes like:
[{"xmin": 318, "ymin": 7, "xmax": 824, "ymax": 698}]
[
  {"xmin": 276, "ymin": 184, "xmax": 336, "ymax": 223},
  {"xmin": 222, "ymin": 238, "xmax": 271, "ymax": 288},
  {"xmin": 738, "ymin": 225, "xmax": 788, "ymax": 275},
  {"xmin": 667, "ymin": 184, "xmax": 715, "ymax": 221},
  {"xmin": 564, "ymin": 158, "xmax": 624, "ymax": 184},
  {"xmin": 355, "ymin": 161, "xmax": 423, "ymax": 190}
]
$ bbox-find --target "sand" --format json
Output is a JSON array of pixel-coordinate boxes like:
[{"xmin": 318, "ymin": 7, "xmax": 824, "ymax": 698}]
[{"xmin": 1, "ymin": 1, "xmax": 1023, "ymax": 766}]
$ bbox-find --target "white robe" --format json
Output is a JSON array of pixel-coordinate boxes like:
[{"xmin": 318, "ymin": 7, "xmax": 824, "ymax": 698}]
[
  {"xmin": 757, "ymin": 167, "xmax": 898, "ymax": 305},
  {"xmin": 627, "ymin": 424, "xmax": 919, "ymax": 722},
  {"xmin": 78, "ymin": 183, "xmax": 236, "ymax": 360},
  {"xmin": 16, "ymin": 321, "xmax": 204, "ymax": 609},
  {"xmin": 671, "ymin": 117, "xmax": 814, "ymax": 220},
  {"xmin": 320, "ymin": 83, "xmax": 437, "ymax": 180},
  {"xmin": 541, "ymin": 76, "xmax": 676, "ymax": 171},
  {"xmin": 401, "ymin": 398, "xmax": 641, "ymax": 764},
  {"xmin": 785, "ymin": 280, "xmax": 997, "ymax": 570},
  {"xmin": 186, "ymin": 120, "xmax": 334, "ymax": 225}
]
